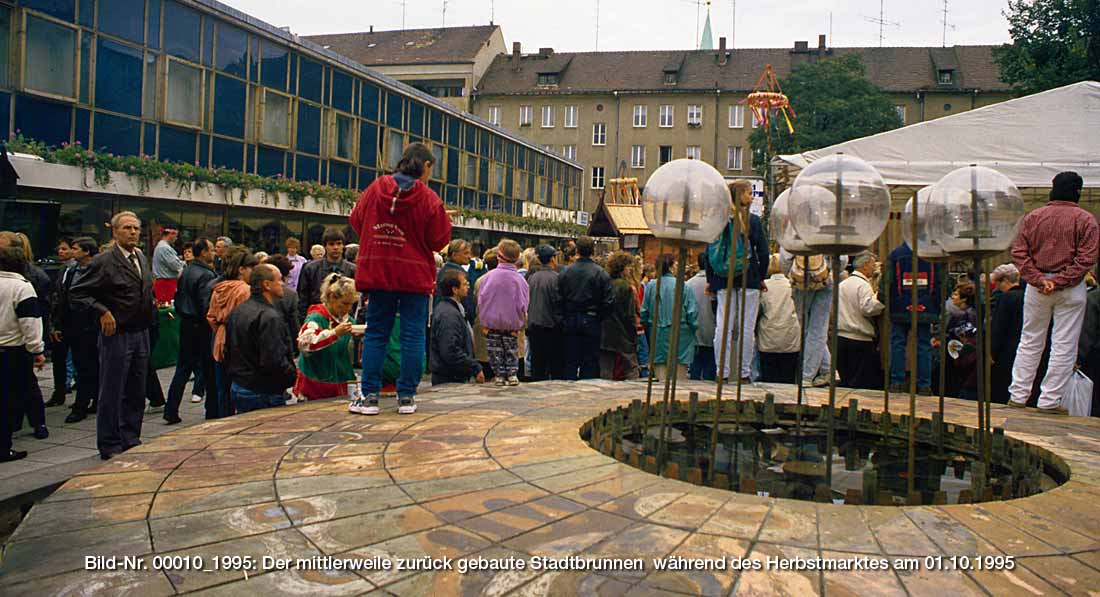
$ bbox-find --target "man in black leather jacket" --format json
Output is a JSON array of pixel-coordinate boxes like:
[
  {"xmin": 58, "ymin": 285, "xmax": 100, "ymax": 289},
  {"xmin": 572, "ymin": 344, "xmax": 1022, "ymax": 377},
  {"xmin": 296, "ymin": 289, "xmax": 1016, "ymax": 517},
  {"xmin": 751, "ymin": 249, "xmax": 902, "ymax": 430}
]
[
  {"xmin": 164, "ymin": 238, "xmax": 218, "ymax": 424},
  {"xmin": 557, "ymin": 236, "xmax": 613, "ymax": 380},
  {"xmin": 224, "ymin": 265, "xmax": 296, "ymax": 413}
]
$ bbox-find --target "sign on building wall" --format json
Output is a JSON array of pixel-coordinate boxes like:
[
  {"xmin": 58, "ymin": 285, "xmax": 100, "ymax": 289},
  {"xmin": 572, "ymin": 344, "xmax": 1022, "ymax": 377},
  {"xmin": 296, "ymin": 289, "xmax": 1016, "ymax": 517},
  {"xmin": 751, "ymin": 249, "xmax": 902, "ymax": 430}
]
[
  {"xmin": 522, "ymin": 201, "xmax": 576, "ymax": 224},
  {"xmin": 575, "ymin": 211, "xmax": 590, "ymax": 226},
  {"xmin": 623, "ymin": 235, "xmax": 639, "ymax": 249}
]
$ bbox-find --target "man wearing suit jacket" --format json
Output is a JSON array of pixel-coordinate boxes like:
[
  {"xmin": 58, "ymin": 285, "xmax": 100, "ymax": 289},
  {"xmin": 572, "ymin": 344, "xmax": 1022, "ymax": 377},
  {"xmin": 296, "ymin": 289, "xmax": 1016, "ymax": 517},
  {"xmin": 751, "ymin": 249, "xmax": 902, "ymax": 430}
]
[{"xmin": 70, "ymin": 212, "xmax": 157, "ymax": 460}]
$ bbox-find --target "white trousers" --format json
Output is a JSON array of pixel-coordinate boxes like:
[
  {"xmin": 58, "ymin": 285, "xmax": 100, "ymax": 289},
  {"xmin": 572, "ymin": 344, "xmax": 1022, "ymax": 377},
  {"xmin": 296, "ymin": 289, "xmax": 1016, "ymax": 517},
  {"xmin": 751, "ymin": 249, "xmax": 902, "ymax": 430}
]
[
  {"xmin": 1009, "ymin": 281, "xmax": 1087, "ymax": 409},
  {"xmin": 714, "ymin": 288, "xmax": 760, "ymax": 380}
]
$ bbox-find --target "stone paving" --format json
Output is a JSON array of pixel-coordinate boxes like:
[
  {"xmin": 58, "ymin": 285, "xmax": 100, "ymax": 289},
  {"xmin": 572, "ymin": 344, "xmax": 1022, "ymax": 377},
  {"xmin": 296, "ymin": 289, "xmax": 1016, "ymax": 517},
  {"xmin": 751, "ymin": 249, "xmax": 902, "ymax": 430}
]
[
  {"xmin": 0, "ymin": 368, "xmax": 209, "ymax": 505},
  {"xmin": 1, "ymin": 379, "xmax": 1099, "ymax": 596}
]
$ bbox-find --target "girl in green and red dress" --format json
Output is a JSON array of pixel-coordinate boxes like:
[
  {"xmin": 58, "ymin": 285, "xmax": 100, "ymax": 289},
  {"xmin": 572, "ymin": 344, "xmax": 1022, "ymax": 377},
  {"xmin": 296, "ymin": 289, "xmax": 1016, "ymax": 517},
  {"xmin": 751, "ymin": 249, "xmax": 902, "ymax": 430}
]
[{"xmin": 293, "ymin": 273, "xmax": 363, "ymax": 400}]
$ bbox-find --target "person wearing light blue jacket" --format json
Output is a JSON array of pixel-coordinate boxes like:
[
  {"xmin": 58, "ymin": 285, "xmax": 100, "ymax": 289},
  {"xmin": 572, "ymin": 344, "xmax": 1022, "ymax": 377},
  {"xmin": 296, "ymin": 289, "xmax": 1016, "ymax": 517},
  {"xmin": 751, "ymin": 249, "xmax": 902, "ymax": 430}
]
[{"xmin": 642, "ymin": 253, "xmax": 698, "ymax": 379}]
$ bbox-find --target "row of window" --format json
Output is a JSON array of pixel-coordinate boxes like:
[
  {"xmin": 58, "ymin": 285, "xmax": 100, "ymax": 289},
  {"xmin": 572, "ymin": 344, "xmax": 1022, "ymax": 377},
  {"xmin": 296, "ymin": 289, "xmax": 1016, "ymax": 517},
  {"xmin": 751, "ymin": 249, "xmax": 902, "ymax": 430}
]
[
  {"xmin": 488, "ymin": 103, "xmax": 766, "ymax": 130},
  {"xmin": 3, "ymin": 2, "xmax": 582, "ymax": 210},
  {"xmin": 590, "ymin": 144, "xmax": 744, "ymax": 188}
]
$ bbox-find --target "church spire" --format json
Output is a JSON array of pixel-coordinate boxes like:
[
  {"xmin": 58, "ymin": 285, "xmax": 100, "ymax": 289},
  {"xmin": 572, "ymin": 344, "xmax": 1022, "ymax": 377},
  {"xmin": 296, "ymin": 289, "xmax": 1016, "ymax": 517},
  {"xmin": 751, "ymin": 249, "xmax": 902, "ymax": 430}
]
[{"xmin": 699, "ymin": 1, "xmax": 714, "ymax": 50}]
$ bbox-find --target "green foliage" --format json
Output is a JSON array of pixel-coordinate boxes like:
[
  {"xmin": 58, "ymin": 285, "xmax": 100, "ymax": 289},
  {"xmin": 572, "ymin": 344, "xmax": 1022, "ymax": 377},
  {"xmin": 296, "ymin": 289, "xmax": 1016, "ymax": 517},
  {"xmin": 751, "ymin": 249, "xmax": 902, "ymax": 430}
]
[
  {"xmin": 994, "ymin": 0, "xmax": 1100, "ymax": 95},
  {"xmin": 4, "ymin": 133, "xmax": 582, "ymax": 236},
  {"xmin": 749, "ymin": 54, "xmax": 902, "ymax": 172}
]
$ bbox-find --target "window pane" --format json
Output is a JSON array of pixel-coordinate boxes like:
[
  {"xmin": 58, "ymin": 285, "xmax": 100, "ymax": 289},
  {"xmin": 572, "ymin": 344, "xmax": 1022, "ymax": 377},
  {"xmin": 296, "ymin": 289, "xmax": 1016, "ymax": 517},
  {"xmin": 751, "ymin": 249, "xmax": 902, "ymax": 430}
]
[
  {"xmin": 335, "ymin": 114, "xmax": 354, "ymax": 159},
  {"xmin": 163, "ymin": 0, "xmax": 201, "ymax": 62},
  {"xmin": 98, "ymin": 0, "xmax": 145, "ymax": 44},
  {"xmin": 387, "ymin": 130, "xmax": 403, "ymax": 169},
  {"xmin": 216, "ymin": 23, "xmax": 249, "ymax": 77},
  {"xmin": 25, "ymin": 16, "xmax": 76, "ymax": 98},
  {"xmin": 431, "ymin": 144, "xmax": 443, "ymax": 180},
  {"xmin": 166, "ymin": 60, "xmax": 202, "ymax": 126},
  {"xmin": 494, "ymin": 162, "xmax": 504, "ymax": 194},
  {"xmin": 142, "ymin": 53, "xmax": 156, "ymax": 118},
  {"xmin": 465, "ymin": 154, "xmax": 476, "ymax": 187},
  {"xmin": 261, "ymin": 92, "xmax": 289, "ymax": 146},
  {"xmin": 0, "ymin": 7, "xmax": 10, "ymax": 88},
  {"xmin": 95, "ymin": 38, "xmax": 143, "ymax": 116}
]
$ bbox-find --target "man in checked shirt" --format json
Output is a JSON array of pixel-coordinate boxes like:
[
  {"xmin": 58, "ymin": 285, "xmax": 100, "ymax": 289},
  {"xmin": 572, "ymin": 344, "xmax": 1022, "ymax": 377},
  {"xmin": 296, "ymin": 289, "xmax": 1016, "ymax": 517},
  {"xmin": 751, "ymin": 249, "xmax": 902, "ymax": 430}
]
[{"xmin": 1009, "ymin": 172, "xmax": 1099, "ymax": 413}]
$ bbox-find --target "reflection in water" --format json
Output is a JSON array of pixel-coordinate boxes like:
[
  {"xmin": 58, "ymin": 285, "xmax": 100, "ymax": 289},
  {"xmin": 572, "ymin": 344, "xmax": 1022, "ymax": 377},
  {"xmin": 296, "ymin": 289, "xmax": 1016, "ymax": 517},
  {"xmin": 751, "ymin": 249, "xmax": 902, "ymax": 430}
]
[{"xmin": 621, "ymin": 423, "xmax": 1059, "ymax": 506}]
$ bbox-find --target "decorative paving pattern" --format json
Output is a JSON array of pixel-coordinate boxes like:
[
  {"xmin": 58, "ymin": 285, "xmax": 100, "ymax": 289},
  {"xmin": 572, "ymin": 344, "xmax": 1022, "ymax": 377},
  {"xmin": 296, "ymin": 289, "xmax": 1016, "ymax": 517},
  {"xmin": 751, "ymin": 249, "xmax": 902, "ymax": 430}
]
[{"xmin": 1, "ymin": 380, "xmax": 1098, "ymax": 596}]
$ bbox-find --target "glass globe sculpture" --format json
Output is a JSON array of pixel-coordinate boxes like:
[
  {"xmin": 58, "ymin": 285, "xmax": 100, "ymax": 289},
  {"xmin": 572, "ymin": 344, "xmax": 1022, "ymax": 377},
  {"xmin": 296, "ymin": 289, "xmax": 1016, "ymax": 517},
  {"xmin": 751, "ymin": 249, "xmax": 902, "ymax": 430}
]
[
  {"xmin": 641, "ymin": 159, "xmax": 731, "ymax": 244},
  {"xmin": 901, "ymin": 186, "xmax": 949, "ymax": 261},
  {"xmin": 788, "ymin": 154, "xmax": 891, "ymax": 254},
  {"xmin": 769, "ymin": 189, "xmax": 812, "ymax": 255},
  {"xmin": 926, "ymin": 165, "xmax": 1024, "ymax": 257}
]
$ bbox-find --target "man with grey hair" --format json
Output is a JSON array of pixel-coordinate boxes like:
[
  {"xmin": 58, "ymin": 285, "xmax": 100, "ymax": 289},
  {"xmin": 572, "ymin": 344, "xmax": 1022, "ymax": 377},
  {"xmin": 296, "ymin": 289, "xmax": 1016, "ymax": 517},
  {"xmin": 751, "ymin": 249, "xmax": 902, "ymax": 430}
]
[
  {"xmin": 991, "ymin": 263, "xmax": 1024, "ymax": 404},
  {"xmin": 70, "ymin": 211, "xmax": 156, "ymax": 460},
  {"xmin": 837, "ymin": 251, "xmax": 885, "ymax": 389},
  {"xmin": 213, "ymin": 236, "xmax": 233, "ymax": 276}
]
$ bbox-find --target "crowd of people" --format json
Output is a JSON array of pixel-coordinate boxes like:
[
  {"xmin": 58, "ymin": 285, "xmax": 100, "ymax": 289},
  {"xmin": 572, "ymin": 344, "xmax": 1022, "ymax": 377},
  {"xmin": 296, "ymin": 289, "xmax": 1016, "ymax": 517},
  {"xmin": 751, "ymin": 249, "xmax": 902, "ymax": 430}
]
[{"xmin": 1, "ymin": 145, "xmax": 1097, "ymax": 463}]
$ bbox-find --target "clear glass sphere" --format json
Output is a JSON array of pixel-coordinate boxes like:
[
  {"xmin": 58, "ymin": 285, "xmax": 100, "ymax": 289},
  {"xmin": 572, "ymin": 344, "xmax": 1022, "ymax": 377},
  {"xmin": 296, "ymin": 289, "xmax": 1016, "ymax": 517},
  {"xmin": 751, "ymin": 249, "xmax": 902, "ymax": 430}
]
[
  {"xmin": 769, "ymin": 189, "xmax": 812, "ymax": 255},
  {"xmin": 788, "ymin": 154, "xmax": 891, "ymax": 254},
  {"xmin": 901, "ymin": 187, "xmax": 949, "ymax": 261},
  {"xmin": 641, "ymin": 159, "xmax": 732, "ymax": 243},
  {"xmin": 927, "ymin": 165, "xmax": 1024, "ymax": 257}
]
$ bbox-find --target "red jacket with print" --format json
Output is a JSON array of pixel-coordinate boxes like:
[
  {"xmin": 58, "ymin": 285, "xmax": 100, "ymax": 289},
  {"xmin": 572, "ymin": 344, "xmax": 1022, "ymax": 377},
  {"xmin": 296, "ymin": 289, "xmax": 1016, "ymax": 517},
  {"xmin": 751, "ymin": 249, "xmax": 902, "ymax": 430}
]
[{"xmin": 350, "ymin": 175, "xmax": 452, "ymax": 296}]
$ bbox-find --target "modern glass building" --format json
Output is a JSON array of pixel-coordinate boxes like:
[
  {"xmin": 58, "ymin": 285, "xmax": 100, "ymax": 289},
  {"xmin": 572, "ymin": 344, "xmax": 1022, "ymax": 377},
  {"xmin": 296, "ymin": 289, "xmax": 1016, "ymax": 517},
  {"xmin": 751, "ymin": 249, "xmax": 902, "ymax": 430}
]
[{"xmin": 0, "ymin": 0, "xmax": 582, "ymax": 255}]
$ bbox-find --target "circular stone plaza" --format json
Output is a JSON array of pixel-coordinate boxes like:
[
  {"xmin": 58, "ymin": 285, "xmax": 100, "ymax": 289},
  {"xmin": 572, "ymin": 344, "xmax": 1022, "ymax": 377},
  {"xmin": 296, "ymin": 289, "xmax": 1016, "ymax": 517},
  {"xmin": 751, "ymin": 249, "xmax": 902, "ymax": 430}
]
[{"xmin": 0, "ymin": 380, "xmax": 1098, "ymax": 596}]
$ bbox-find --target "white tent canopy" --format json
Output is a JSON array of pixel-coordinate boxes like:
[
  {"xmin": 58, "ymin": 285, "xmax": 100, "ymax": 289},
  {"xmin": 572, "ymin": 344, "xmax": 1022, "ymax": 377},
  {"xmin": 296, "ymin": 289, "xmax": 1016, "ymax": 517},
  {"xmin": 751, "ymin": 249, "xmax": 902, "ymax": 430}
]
[{"xmin": 775, "ymin": 81, "xmax": 1100, "ymax": 188}]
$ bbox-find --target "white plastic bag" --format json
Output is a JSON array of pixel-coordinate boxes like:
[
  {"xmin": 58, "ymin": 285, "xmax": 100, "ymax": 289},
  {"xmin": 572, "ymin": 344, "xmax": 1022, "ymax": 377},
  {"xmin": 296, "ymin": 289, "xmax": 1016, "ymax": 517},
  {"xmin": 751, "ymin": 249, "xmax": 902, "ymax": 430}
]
[{"xmin": 1065, "ymin": 369, "xmax": 1094, "ymax": 417}]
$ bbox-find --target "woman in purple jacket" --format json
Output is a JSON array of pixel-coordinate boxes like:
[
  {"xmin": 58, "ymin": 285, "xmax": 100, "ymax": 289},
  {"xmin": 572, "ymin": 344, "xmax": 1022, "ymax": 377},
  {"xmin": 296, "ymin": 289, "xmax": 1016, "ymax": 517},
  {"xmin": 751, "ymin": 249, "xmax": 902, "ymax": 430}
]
[{"xmin": 476, "ymin": 239, "xmax": 530, "ymax": 386}]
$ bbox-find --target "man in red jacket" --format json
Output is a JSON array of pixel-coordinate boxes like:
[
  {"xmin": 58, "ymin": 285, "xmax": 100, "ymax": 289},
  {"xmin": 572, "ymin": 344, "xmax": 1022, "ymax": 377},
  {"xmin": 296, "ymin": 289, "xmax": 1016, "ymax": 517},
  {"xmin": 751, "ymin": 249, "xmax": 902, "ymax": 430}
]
[{"xmin": 349, "ymin": 143, "xmax": 452, "ymax": 415}]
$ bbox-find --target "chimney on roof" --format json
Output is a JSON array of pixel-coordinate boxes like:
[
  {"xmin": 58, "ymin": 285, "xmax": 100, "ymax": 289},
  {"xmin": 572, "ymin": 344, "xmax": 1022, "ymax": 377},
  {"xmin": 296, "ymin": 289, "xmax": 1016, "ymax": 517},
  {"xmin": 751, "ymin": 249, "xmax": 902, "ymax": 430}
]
[
  {"xmin": 818, "ymin": 34, "xmax": 826, "ymax": 50},
  {"xmin": 793, "ymin": 40, "xmax": 808, "ymax": 52},
  {"xmin": 512, "ymin": 42, "xmax": 521, "ymax": 71},
  {"xmin": 538, "ymin": 47, "xmax": 553, "ymax": 58},
  {"xmin": 370, "ymin": 25, "xmax": 374, "ymax": 33},
  {"xmin": 717, "ymin": 36, "xmax": 728, "ymax": 65}
]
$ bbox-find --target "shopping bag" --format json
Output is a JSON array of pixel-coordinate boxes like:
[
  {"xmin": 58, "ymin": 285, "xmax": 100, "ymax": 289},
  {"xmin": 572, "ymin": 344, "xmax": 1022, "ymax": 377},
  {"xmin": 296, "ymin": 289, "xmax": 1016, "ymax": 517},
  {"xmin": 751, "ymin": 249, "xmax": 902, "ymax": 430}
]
[{"xmin": 1065, "ymin": 369, "xmax": 1094, "ymax": 417}]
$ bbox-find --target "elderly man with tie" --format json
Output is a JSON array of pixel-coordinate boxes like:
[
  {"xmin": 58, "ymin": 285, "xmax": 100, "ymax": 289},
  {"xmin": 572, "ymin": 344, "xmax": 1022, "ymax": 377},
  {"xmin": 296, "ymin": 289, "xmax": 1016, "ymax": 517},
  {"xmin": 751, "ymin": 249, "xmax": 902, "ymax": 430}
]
[{"xmin": 70, "ymin": 211, "xmax": 157, "ymax": 460}]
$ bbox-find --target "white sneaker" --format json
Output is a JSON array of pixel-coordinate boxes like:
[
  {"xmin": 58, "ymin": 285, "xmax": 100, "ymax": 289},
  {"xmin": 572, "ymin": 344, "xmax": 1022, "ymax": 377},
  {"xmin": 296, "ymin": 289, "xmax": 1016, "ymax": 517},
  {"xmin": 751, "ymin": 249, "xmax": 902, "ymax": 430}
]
[
  {"xmin": 507, "ymin": 376, "xmax": 520, "ymax": 386},
  {"xmin": 190, "ymin": 394, "xmax": 203, "ymax": 403},
  {"xmin": 397, "ymin": 396, "xmax": 416, "ymax": 415},
  {"xmin": 495, "ymin": 377, "xmax": 507, "ymax": 386},
  {"xmin": 362, "ymin": 394, "xmax": 380, "ymax": 416},
  {"xmin": 285, "ymin": 394, "xmax": 299, "ymax": 406},
  {"xmin": 348, "ymin": 398, "xmax": 365, "ymax": 414}
]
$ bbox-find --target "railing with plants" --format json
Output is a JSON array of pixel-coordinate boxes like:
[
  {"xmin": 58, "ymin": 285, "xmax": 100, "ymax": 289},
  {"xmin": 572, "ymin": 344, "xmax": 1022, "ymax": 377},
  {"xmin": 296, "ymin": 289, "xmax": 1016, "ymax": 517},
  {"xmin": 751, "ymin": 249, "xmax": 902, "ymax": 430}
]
[{"xmin": 4, "ymin": 133, "xmax": 587, "ymax": 237}]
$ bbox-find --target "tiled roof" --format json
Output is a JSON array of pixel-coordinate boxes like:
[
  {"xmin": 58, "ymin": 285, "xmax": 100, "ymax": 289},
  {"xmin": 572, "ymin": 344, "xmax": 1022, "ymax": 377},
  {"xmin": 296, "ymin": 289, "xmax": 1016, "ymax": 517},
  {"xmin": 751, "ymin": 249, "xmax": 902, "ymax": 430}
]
[
  {"xmin": 477, "ymin": 45, "xmax": 1009, "ymax": 95},
  {"xmin": 303, "ymin": 25, "xmax": 500, "ymax": 66}
]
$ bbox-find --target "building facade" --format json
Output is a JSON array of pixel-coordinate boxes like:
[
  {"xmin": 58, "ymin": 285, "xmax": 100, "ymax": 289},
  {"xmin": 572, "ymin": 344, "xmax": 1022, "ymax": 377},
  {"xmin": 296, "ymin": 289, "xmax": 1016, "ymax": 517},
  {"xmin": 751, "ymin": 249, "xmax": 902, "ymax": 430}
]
[
  {"xmin": 472, "ymin": 38, "xmax": 1013, "ymax": 211},
  {"xmin": 0, "ymin": 0, "xmax": 580, "ymax": 257},
  {"xmin": 304, "ymin": 25, "xmax": 505, "ymax": 113}
]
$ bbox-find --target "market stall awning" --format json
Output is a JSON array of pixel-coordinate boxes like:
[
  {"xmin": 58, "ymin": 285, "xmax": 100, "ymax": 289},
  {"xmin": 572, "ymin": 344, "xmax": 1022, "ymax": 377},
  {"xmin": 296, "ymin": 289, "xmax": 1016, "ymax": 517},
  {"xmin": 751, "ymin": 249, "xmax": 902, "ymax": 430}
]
[{"xmin": 775, "ymin": 81, "xmax": 1100, "ymax": 188}]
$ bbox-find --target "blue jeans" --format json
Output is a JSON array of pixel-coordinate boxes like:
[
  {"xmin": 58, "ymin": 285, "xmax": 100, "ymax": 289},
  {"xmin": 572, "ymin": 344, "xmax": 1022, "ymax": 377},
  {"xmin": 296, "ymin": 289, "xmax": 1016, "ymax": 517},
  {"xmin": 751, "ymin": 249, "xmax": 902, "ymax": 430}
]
[
  {"xmin": 689, "ymin": 346, "xmax": 717, "ymax": 380},
  {"xmin": 230, "ymin": 383, "xmax": 286, "ymax": 414},
  {"xmin": 361, "ymin": 291, "xmax": 429, "ymax": 397},
  {"xmin": 794, "ymin": 287, "xmax": 832, "ymax": 380},
  {"xmin": 890, "ymin": 323, "xmax": 931, "ymax": 388},
  {"xmin": 637, "ymin": 331, "xmax": 650, "ymax": 372},
  {"xmin": 563, "ymin": 313, "xmax": 601, "ymax": 380}
]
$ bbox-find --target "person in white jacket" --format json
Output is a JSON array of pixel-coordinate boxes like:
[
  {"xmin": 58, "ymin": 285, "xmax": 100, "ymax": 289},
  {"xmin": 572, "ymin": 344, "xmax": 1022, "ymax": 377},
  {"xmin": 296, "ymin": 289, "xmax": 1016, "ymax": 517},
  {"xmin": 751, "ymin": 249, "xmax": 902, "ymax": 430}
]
[
  {"xmin": 757, "ymin": 254, "xmax": 801, "ymax": 383},
  {"xmin": 837, "ymin": 252, "xmax": 885, "ymax": 389},
  {"xmin": 0, "ymin": 245, "xmax": 46, "ymax": 462}
]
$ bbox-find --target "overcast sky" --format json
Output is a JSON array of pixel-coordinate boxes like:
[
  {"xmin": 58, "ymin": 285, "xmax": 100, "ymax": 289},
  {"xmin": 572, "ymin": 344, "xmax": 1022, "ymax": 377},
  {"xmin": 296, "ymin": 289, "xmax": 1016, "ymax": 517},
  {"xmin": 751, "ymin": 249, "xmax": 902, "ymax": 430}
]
[{"xmin": 223, "ymin": 0, "xmax": 1012, "ymax": 51}]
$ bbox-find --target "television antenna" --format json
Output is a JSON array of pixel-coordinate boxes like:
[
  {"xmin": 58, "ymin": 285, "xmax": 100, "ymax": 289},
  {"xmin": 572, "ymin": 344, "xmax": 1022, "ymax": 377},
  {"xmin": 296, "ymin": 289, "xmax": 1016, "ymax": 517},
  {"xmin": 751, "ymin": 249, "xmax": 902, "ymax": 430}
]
[
  {"xmin": 442, "ymin": 0, "xmax": 449, "ymax": 26},
  {"xmin": 863, "ymin": 0, "xmax": 900, "ymax": 47},
  {"xmin": 595, "ymin": 0, "xmax": 600, "ymax": 50},
  {"xmin": 730, "ymin": 0, "xmax": 736, "ymax": 48},
  {"xmin": 941, "ymin": 0, "xmax": 957, "ymax": 47}
]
